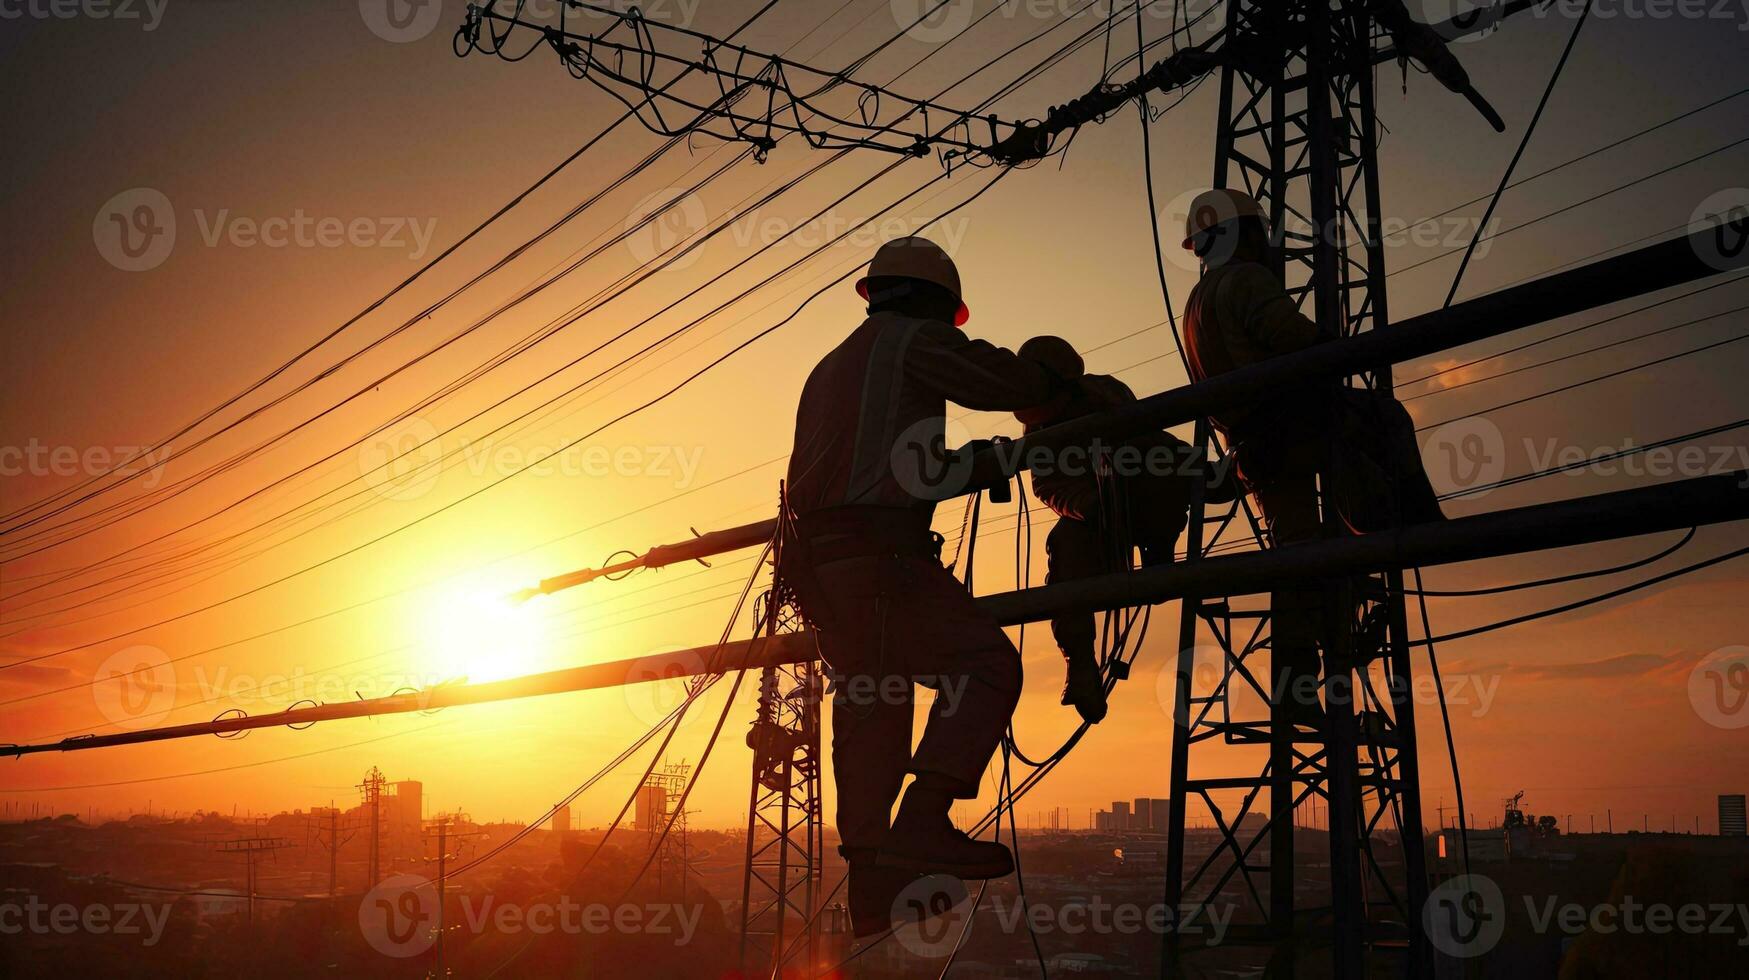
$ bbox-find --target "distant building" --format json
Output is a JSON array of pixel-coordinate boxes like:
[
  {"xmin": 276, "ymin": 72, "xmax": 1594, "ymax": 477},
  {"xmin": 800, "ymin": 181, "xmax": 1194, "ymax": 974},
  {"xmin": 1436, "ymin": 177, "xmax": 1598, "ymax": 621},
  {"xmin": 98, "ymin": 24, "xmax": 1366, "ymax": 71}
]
[
  {"xmin": 1131, "ymin": 798, "xmax": 1170, "ymax": 832},
  {"xmin": 1095, "ymin": 810, "xmax": 1112, "ymax": 831},
  {"xmin": 553, "ymin": 803, "xmax": 572, "ymax": 836},
  {"xmin": 383, "ymin": 781, "xmax": 422, "ymax": 869},
  {"xmin": 636, "ymin": 784, "xmax": 668, "ymax": 831},
  {"xmin": 1434, "ymin": 827, "xmax": 1508, "ymax": 867},
  {"xmin": 1721, "ymin": 794, "xmax": 1747, "ymax": 837},
  {"xmin": 1112, "ymin": 801, "xmax": 1131, "ymax": 830}
]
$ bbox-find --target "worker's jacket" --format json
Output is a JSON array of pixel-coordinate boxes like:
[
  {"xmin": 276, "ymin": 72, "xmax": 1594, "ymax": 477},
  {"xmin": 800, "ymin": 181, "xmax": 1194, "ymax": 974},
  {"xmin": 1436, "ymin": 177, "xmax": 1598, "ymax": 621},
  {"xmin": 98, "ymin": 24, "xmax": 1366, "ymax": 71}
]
[
  {"xmin": 1021, "ymin": 374, "xmax": 1192, "ymax": 524},
  {"xmin": 786, "ymin": 311, "xmax": 1055, "ymax": 534},
  {"xmin": 1182, "ymin": 259, "xmax": 1321, "ymax": 437}
]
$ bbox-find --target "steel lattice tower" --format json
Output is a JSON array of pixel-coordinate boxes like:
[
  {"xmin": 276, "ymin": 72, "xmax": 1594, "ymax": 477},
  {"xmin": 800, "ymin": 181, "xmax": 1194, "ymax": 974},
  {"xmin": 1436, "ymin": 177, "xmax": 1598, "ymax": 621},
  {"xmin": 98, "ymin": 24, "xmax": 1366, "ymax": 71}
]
[
  {"xmin": 737, "ymin": 594, "xmax": 825, "ymax": 975},
  {"xmin": 1164, "ymin": 2, "xmax": 1432, "ymax": 977}
]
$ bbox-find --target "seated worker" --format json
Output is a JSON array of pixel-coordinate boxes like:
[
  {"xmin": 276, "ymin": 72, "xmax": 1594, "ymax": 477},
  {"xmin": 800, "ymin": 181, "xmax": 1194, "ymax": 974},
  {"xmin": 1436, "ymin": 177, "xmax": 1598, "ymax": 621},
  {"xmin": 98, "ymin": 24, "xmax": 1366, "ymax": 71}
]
[
  {"xmin": 1179, "ymin": 188, "xmax": 1327, "ymax": 543},
  {"xmin": 1013, "ymin": 335, "xmax": 1232, "ymax": 725}
]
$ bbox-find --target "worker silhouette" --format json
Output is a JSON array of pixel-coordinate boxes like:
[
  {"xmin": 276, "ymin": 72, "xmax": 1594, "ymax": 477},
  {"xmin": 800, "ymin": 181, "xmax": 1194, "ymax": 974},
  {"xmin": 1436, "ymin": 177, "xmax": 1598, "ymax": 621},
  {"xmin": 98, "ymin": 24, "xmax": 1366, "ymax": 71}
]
[
  {"xmin": 1180, "ymin": 189, "xmax": 1333, "ymax": 724},
  {"xmin": 1179, "ymin": 187, "xmax": 1443, "ymax": 716},
  {"xmin": 1012, "ymin": 335, "xmax": 1233, "ymax": 725},
  {"xmin": 1180, "ymin": 189, "xmax": 1328, "ymax": 543},
  {"xmin": 780, "ymin": 236, "xmax": 1066, "ymax": 937}
]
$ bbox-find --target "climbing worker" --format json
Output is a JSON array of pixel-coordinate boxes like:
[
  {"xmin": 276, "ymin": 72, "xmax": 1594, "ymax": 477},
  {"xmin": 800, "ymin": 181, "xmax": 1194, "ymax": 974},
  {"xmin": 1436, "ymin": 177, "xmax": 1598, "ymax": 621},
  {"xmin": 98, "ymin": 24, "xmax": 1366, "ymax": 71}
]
[
  {"xmin": 1178, "ymin": 188, "xmax": 1326, "ymax": 543},
  {"xmin": 779, "ymin": 236, "xmax": 1068, "ymax": 937},
  {"xmin": 1178, "ymin": 187, "xmax": 1443, "ymax": 539},
  {"xmin": 1178, "ymin": 188, "xmax": 1334, "ymax": 739},
  {"xmin": 1178, "ymin": 188, "xmax": 1444, "ymax": 740},
  {"xmin": 1013, "ymin": 335, "xmax": 1232, "ymax": 726}
]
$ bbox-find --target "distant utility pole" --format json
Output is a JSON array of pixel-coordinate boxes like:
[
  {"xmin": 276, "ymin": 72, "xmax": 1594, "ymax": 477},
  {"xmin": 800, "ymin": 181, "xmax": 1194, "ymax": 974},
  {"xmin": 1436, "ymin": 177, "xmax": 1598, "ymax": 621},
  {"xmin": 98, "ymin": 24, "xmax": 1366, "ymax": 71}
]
[
  {"xmin": 312, "ymin": 802, "xmax": 358, "ymax": 899},
  {"xmin": 359, "ymin": 768, "xmax": 387, "ymax": 887},
  {"xmin": 424, "ymin": 816, "xmax": 482, "ymax": 978},
  {"xmin": 210, "ymin": 836, "xmax": 294, "ymax": 925}
]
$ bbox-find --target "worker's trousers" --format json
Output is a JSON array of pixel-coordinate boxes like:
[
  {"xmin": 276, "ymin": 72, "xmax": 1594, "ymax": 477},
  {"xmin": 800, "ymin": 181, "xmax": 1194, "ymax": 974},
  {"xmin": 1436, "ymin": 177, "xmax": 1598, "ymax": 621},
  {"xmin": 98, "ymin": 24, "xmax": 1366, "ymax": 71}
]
[
  {"xmin": 1043, "ymin": 511, "xmax": 1183, "ymax": 660},
  {"xmin": 807, "ymin": 554, "xmax": 1022, "ymax": 851},
  {"xmin": 1248, "ymin": 457, "xmax": 1329, "ymax": 718}
]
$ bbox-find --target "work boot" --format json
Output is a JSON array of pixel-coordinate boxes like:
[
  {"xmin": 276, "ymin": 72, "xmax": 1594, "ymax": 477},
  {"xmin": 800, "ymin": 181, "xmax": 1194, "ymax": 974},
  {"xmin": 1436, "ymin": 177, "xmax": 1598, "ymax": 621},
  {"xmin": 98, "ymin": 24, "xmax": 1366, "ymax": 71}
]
[
  {"xmin": 1060, "ymin": 648, "xmax": 1108, "ymax": 725},
  {"xmin": 846, "ymin": 851, "xmax": 920, "ymax": 938},
  {"xmin": 878, "ymin": 781, "xmax": 1014, "ymax": 879}
]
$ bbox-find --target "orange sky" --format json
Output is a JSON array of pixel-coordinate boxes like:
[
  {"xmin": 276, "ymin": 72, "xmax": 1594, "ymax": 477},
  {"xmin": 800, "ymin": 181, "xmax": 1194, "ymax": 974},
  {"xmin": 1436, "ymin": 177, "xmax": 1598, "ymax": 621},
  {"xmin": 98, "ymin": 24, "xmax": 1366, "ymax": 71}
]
[{"xmin": 1, "ymin": 1, "xmax": 1746, "ymax": 836}]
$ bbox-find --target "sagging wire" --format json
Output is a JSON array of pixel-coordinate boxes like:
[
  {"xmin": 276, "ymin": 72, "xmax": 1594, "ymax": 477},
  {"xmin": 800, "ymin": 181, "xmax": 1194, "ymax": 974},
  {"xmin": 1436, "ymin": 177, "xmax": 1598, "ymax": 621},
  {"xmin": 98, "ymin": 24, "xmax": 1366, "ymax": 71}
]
[{"xmin": 468, "ymin": 526, "xmax": 779, "ymax": 980}]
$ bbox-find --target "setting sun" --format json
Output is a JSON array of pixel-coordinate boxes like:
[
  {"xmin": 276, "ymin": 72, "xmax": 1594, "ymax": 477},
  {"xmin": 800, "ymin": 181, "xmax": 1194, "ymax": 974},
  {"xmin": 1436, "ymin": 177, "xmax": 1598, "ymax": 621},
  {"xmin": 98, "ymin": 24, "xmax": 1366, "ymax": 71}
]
[{"xmin": 418, "ymin": 583, "xmax": 552, "ymax": 684}]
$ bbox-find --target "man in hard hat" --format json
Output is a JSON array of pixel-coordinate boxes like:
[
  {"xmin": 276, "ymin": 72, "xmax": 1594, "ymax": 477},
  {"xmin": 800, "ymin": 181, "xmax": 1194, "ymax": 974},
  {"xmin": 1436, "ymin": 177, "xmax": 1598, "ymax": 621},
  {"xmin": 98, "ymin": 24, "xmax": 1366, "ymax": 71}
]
[
  {"xmin": 1012, "ymin": 336, "xmax": 1233, "ymax": 725},
  {"xmin": 1178, "ymin": 188, "xmax": 1326, "ymax": 543},
  {"xmin": 782, "ymin": 236, "xmax": 1065, "ymax": 936},
  {"xmin": 1179, "ymin": 188, "xmax": 1331, "ymax": 735}
]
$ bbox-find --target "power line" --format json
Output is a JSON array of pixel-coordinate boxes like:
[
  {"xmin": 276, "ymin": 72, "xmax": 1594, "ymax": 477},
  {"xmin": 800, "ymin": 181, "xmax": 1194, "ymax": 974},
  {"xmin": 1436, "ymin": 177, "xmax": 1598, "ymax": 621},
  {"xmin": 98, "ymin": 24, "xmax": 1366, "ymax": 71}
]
[
  {"xmin": 1416, "ymin": 327, "xmax": 1749, "ymax": 433},
  {"xmin": 1403, "ymin": 300, "xmax": 1749, "ymax": 403},
  {"xmin": 1407, "ymin": 528, "xmax": 1695, "ymax": 598},
  {"xmin": 0, "ymin": 5, "xmax": 1023, "ymax": 613},
  {"xmin": 1413, "ymin": 541, "xmax": 1749, "ymax": 647},
  {"xmin": 0, "ymin": 0, "xmax": 1124, "ymax": 606},
  {"xmin": 0, "ymin": 0, "xmax": 794, "ymax": 534},
  {"xmin": 0, "ymin": 3, "xmax": 1136, "ymax": 693},
  {"xmin": 1444, "ymin": 0, "xmax": 1594, "ymax": 305},
  {"xmin": 1405, "ymin": 86, "xmax": 1747, "ymax": 232},
  {"xmin": 1395, "ymin": 273, "xmax": 1749, "ymax": 390},
  {"xmin": 1390, "ymin": 136, "xmax": 1749, "ymax": 282}
]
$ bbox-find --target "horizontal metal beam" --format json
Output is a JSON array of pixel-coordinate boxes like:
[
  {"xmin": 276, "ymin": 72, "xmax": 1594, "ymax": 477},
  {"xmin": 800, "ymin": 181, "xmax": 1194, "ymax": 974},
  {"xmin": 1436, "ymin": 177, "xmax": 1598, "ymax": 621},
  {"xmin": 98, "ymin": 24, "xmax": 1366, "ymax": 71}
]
[
  {"xmin": 11, "ymin": 471, "xmax": 1745, "ymax": 759},
  {"xmin": 512, "ymin": 223, "xmax": 1747, "ymax": 595},
  {"xmin": 1, "ymin": 633, "xmax": 815, "ymax": 758},
  {"xmin": 980, "ymin": 470, "xmax": 1749, "ymax": 622},
  {"xmin": 947, "ymin": 222, "xmax": 1747, "ymax": 496}
]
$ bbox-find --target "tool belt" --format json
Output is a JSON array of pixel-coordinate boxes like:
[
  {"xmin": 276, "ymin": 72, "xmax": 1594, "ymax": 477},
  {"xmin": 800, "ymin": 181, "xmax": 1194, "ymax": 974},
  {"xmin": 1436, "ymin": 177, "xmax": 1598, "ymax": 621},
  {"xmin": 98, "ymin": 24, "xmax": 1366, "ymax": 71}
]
[
  {"xmin": 775, "ymin": 505, "xmax": 943, "ymax": 632},
  {"xmin": 790, "ymin": 505, "xmax": 942, "ymax": 566}
]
